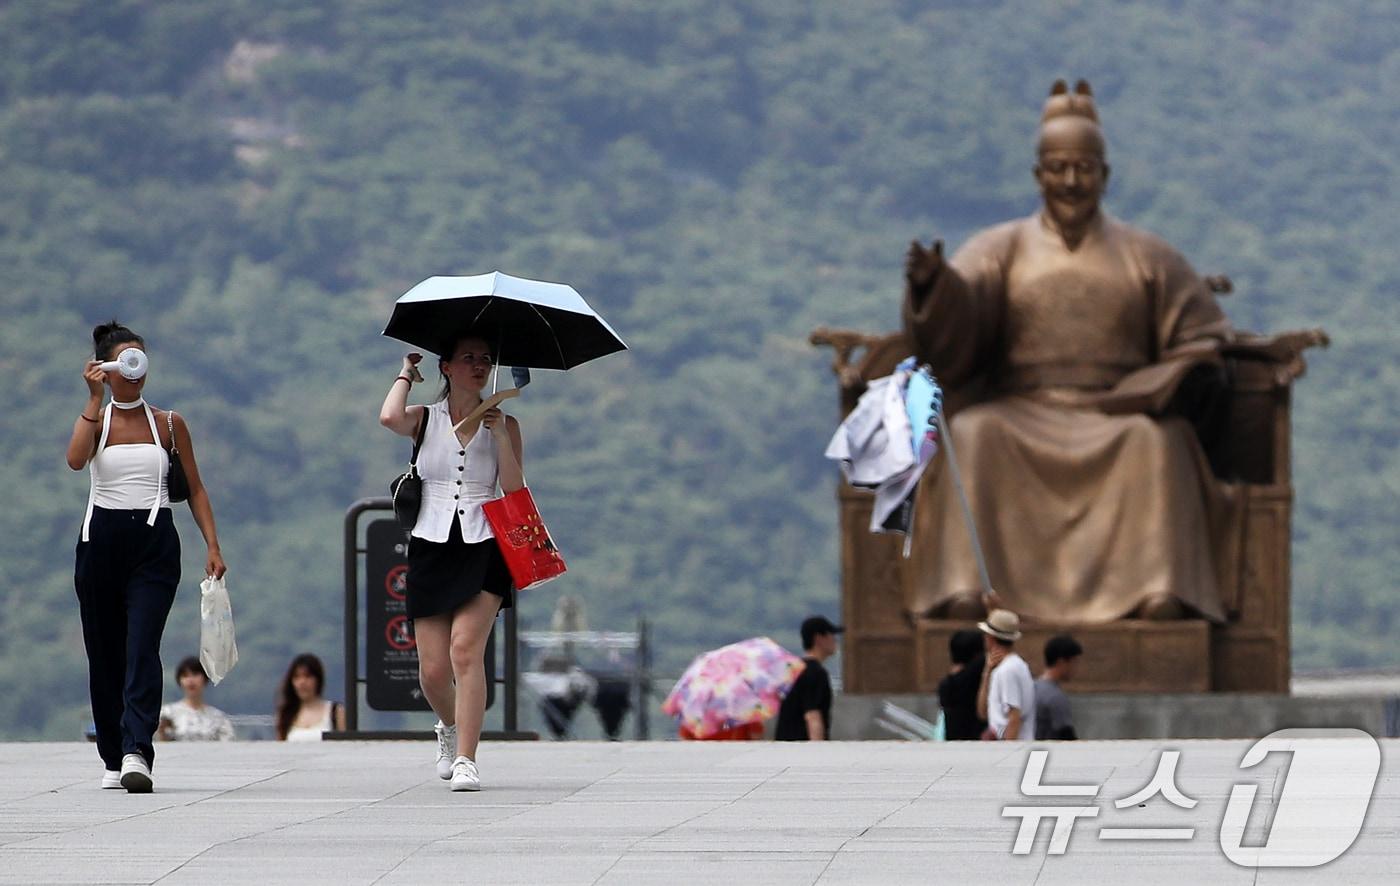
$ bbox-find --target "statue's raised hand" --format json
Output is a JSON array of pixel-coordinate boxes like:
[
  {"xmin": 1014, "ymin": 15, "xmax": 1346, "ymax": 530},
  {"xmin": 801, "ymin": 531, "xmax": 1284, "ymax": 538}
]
[{"xmin": 905, "ymin": 239, "xmax": 944, "ymax": 301}]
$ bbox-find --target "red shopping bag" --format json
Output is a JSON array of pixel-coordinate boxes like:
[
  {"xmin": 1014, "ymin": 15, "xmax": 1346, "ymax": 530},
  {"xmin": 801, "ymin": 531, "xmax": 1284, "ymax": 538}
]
[{"xmin": 481, "ymin": 487, "xmax": 567, "ymax": 590}]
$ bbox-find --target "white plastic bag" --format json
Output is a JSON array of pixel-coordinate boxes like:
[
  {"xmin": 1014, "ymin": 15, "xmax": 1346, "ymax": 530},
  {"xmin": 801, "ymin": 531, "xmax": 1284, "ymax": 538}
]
[{"xmin": 199, "ymin": 575, "xmax": 239, "ymax": 685}]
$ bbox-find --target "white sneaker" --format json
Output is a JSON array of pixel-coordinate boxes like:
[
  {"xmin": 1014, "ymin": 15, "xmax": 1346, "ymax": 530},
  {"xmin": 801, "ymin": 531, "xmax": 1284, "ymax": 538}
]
[
  {"xmin": 450, "ymin": 756, "xmax": 480, "ymax": 792},
  {"xmin": 101, "ymin": 770, "xmax": 121, "ymax": 790},
  {"xmin": 119, "ymin": 754, "xmax": 152, "ymax": 793},
  {"xmin": 434, "ymin": 721, "xmax": 458, "ymax": 780}
]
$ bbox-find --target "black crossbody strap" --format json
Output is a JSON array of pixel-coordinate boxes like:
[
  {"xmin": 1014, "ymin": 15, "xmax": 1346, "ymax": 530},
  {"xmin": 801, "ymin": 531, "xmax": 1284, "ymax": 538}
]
[{"xmin": 409, "ymin": 406, "xmax": 429, "ymax": 466}]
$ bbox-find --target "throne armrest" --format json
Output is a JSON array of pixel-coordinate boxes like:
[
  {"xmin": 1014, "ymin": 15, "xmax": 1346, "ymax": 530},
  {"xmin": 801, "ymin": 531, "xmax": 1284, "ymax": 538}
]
[
  {"xmin": 1224, "ymin": 328, "xmax": 1330, "ymax": 384},
  {"xmin": 810, "ymin": 327, "xmax": 913, "ymax": 414},
  {"xmin": 1217, "ymin": 328, "xmax": 1329, "ymax": 486}
]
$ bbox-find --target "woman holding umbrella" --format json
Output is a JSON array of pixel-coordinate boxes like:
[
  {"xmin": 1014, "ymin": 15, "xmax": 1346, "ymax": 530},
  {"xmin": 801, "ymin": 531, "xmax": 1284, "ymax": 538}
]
[
  {"xmin": 379, "ymin": 334, "xmax": 524, "ymax": 792},
  {"xmin": 381, "ymin": 272, "xmax": 626, "ymax": 783}
]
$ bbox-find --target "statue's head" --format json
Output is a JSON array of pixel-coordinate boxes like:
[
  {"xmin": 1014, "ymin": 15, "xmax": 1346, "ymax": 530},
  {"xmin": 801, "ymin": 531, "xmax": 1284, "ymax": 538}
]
[{"xmin": 1034, "ymin": 80, "xmax": 1110, "ymax": 231}]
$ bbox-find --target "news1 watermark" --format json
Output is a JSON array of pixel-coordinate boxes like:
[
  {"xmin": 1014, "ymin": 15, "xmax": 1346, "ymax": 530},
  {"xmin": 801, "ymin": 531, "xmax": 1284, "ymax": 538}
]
[{"xmin": 1002, "ymin": 728, "xmax": 1381, "ymax": 867}]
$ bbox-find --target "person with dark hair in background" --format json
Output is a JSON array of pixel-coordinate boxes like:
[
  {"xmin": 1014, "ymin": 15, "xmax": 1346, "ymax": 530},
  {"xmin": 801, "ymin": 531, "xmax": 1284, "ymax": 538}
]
[
  {"xmin": 1035, "ymin": 634, "xmax": 1084, "ymax": 740},
  {"xmin": 379, "ymin": 336, "xmax": 523, "ymax": 790},
  {"xmin": 67, "ymin": 321, "xmax": 226, "ymax": 793},
  {"xmin": 158, "ymin": 657, "xmax": 235, "ymax": 742},
  {"xmin": 937, "ymin": 629, "xmax": 988, "ymax": 740},
  {"xmin": 775, "ymin": 616, "xmax": 842, "ymax": 741},
  {"xmin": 275, "ymin": 653, "xmax": 346, "ymax": 741}
]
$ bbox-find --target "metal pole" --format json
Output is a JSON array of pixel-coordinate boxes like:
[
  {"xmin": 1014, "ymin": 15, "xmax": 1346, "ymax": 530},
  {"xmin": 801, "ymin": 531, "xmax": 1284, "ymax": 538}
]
[
  {"xmin": 637, "ymin": 616, "xmax": 650, "ymax": 741},
  {"xmin": 503, "ymin": 606, "xmax": 519, "ymax": 732},
  {"xmin": 935, "ymin": 410, "xmax": 995, "ymax": 602},
  {"xmin": 344, "ymin": 496, "xmax": 394, "ymax": 733},
  {"xmin": 493, "ymin": 323, "xmax": 504, "ymax": 395},
  {"xmin": 494, "ymin": 320, "xmax": 514, "ymax": 733},
  {"xmin": 343, "ymin": 502, "xmax": 364, "ymax": 732}
]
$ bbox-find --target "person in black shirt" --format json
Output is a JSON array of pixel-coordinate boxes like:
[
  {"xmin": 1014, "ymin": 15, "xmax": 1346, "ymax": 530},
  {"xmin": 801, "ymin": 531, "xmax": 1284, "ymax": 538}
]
[
  {"xmin": 937, "ymin": 630, "xmax": 988, "ymax": 741},
  {"xmin": 775, "ymin": 616, "xmax": 841, "ymax": 741}
]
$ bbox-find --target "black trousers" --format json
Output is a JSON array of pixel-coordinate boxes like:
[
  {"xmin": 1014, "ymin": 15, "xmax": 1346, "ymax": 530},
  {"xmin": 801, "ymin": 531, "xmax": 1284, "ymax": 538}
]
[{"xmin": 75, "ymin": 507, "xmax": 180, "ymax": 770}]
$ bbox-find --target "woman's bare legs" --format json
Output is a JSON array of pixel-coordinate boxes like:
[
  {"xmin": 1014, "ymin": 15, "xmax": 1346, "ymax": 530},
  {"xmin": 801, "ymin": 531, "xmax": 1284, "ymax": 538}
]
[
  {"xmin": 413, "ymin": 613, "xmax": 456, "ymax": 726},
  {"xmin": 449, "ymin": 590, "xmax": 501, "ymax": 760}
]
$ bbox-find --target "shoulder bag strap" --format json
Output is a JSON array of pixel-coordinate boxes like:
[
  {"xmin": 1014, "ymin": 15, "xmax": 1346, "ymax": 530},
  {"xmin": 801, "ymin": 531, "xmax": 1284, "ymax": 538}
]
[
  {"xmin": 143, "ymin": 403, "xmax": 163, "ymax": 526},
  {"xmin": 166, "ymin": 409, "xmax": 180, "ymax": 456},
  {"xmin": 409, "ymin": 406, "xmax": 429, "ymax": 467},
  {"xmin": 81, "ymin": 402, "xmax": 116, "ymax": 542}
]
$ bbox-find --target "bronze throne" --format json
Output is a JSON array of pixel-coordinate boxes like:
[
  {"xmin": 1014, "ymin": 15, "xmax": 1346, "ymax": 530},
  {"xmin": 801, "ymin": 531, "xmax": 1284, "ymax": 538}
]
[{"xmin": 812, "ymin": 307, "xmax": 1327, "ymax": 694}]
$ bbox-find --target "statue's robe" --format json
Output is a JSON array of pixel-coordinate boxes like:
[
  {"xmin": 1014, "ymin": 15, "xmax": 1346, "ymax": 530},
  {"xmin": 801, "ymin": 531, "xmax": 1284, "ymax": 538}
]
[{"xmin": 903, "ymin": 211, "xmax": 1241, "ymax": 624}]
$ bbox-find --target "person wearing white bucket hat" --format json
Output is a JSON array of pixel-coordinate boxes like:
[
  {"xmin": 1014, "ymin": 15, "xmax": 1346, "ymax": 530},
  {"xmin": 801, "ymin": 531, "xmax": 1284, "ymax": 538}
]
[{"xmin": 975, "ymin": 610, "xmax": 1036, "ymax": 741}]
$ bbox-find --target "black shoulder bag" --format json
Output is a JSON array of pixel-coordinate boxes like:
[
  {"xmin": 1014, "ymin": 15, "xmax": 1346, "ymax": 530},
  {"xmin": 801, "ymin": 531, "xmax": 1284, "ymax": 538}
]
[
  {"xmin": 165, "ymin": 410, "xmax": 190, "ymax": 503},
  {"xmin": 390, "ymin": 409, "xmax": 429, "ymax": 531}
]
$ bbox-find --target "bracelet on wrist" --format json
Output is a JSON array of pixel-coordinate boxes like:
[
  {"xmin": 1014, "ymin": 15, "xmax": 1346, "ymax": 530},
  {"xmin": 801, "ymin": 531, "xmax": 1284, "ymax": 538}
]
[
  {"xmin": 79, "ymin": 413, "xmax": 99, "ymax": 423},
  {"xmin": 395, "ymin": 375, "xmax": 413, "ymax": 385}
]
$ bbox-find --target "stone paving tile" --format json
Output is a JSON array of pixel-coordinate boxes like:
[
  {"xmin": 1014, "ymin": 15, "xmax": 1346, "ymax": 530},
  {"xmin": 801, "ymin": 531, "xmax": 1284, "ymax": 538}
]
[
  {"xmin": 594, "ymin": 851, "xmax": 833, "ymax": 886},
  {"xmin": 636, "ymin": 826, "xmax": 855, "ymax": 854},
  {"xmin": 816, "ymin": 849, "xmax": 1043, "ymax": 886},
  {"xmin": 0, "ymin": 739, "xmax": 1393, "ymax": 885},
  {"xmin": 381, "ymin": 848, "xmax": 624, "ymax": 886}
]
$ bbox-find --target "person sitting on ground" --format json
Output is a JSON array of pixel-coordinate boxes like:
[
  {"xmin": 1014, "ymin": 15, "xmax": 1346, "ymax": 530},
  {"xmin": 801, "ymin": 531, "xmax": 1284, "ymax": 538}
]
[
  {"xmin": 158, "ymin": 657, "xmax": 235, "ymax": 741},
  {"xmin": 937, "ymin": 629, "xmax": 987, "ymax": 741},
  {"xmin": 976, "ymin": 610, "xmax": 1035, "ymax": 741},
  {"xmin": 775, "ymin": 616, "xmax": 842, "ymax": 741},
  {"xmin": 275, "ymin": 653, "xmax": 346, "ymax": 741},
  {"xmin": 1035, "ymin": 634, "xmax": 1083, "ymax": 740}
]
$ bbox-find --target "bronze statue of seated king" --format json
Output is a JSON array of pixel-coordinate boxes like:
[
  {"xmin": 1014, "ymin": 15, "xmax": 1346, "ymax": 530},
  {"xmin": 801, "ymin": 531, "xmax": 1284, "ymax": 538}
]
[{"xmin": 813, "ymin": 80, "xmax": 1326, "ymax": 693}]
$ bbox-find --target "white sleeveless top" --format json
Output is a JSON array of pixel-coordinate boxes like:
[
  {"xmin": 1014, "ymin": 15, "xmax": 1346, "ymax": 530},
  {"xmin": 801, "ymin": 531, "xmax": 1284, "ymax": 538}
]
[
  {"xmin": 285, "ymin": 701, "xmax": 336, "ymax": 742},
  {"xmin": 82, "ymin": 400, "xmax": 170, "ymax": 541},
  {"xmin": 411, "ymin": 399, "xmax": 499, "ymax": 544}
]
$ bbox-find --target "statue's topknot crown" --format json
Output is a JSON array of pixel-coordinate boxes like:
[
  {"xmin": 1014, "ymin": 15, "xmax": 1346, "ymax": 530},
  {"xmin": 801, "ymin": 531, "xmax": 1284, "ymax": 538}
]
[{"xmin": 1041, "ymin": 79, "xmax": 1099, "ymax": 124}]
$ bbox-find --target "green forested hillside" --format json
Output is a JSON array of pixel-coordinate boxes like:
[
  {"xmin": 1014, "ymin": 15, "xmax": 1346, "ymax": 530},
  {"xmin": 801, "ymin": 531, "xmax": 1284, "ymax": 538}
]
[{"xmin": 2, "ymin": 0, "xmax": 1397, "ymax": 738}]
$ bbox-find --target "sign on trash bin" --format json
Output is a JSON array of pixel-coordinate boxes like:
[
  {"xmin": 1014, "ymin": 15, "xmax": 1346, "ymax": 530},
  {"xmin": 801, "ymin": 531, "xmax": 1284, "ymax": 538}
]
[{"xmin": 364, "ymin": 519, "xmax": 494, "ymax": 711}]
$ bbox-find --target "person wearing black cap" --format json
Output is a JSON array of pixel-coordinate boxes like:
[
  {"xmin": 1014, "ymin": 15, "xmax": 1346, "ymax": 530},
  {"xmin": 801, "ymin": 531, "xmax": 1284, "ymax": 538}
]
[{"xmin": 775, "ymin": 616, "xmax": 842, "ymax": 741}]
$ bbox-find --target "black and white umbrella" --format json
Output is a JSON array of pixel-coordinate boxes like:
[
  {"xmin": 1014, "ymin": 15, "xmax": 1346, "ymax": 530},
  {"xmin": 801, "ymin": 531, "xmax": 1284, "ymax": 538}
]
[{"xmin": 382, "ymin": 271, "xmax": 627, "ymax": 370}]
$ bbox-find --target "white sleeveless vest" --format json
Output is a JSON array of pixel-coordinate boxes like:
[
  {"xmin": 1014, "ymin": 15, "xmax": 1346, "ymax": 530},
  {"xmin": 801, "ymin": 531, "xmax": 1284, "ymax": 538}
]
[{"xmin": 411, "ymin": 400, "xmax": 499, "ymax": 544}]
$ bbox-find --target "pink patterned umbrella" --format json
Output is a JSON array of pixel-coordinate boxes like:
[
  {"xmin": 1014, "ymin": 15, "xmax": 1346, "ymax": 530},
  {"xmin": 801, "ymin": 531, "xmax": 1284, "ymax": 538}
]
[{"xmin": 662, "ymin": 637, "xmax": 806, "ymax": 739}]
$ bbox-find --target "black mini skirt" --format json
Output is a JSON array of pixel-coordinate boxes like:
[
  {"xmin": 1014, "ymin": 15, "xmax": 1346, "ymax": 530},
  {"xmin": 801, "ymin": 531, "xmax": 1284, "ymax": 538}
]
[{"xmin": 405, "ymin": 519, "xmax": 514, "ymax": 620}]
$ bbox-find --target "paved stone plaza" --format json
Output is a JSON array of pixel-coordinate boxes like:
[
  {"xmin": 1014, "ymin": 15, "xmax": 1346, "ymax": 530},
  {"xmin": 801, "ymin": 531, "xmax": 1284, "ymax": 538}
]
[{"xmin": 0, "ymin": 739, "xmax": 1394, "ymax": 884}]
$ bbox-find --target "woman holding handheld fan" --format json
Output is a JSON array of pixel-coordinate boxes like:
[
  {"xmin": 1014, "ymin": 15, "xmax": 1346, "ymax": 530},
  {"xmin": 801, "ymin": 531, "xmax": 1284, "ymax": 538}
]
[{"xmin": 66, "ymin": 321, "xmax": 226, "ymax": 794}]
